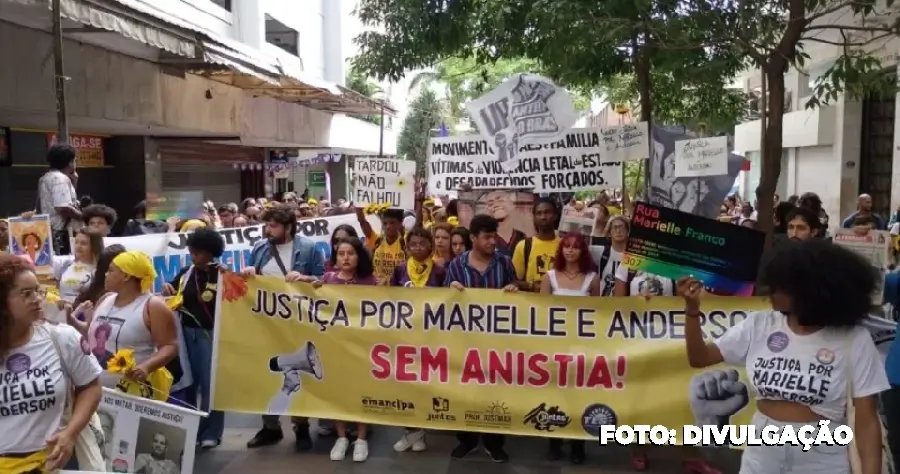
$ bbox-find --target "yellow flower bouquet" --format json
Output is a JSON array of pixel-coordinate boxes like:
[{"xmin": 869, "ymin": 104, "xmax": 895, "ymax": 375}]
[
  {"xmin": 108, "ymin": 348, "xmax": 173, "ymax": 401},
  {"xmin": 107, "ymin": 349, "xmax": 136, "ymax": 374}
]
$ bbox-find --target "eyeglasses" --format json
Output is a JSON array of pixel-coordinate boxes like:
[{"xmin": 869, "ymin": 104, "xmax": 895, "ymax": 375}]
[
  {"xmin": 610, "ymin": 225, "xmax": 628, "ymax": 232},
  {"xmin": 16, "ymin": 287, "xmax": 47, "ymax": 301},
  {"xmin": 407, "ymin": 242, "xmax": 430, "ymax": 250}
]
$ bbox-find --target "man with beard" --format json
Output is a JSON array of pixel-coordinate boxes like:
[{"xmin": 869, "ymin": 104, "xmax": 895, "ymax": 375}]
[
  {"xmin": 241, "ymin": 205, "xmax": 325, "ymax": 451},
  {"xmin": 135, "ymin": 432, "xmax": 179, "ymax": 474},
  {"xmin": 479, "ymin": 191, "xmax": 525, "ymax": 257}
]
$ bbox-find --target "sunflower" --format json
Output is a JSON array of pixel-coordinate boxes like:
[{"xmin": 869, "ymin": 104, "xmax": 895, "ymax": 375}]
[
  {"xmin": 447, "ymin": 216, "xmax": 460, "ymax": 227},
  {"xmin": 107, "ymin": 349, "xmax": 136, "ymax": 374},
  {"xmin": 397, "ymin": 178, "xmax": 407, "ymax": 187}
]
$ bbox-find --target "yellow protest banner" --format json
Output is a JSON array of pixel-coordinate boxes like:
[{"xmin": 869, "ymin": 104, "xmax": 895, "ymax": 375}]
[{"xmin": 212, "ymin": 275, "xmax": 769, "ymax": 439}]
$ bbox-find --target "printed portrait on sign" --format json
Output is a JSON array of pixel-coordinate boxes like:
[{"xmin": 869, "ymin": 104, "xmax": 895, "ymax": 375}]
[
  {"xmin": 648, "ymin": 126, "xmax": 742, "ymax": 218},
  {"xmin": 135, "ymin": 417, "xmax": 186, "ymax": 474},
  {"xmin": 7, "ymin": 215, "xmax": 53, "ymax": 274},
  {"xmin": 96, "ymin": 409, "xmax": 116, "ymax": 465},
  {"xmin": 457, "ymin": 190, "xmax": 532, "ymax": 254}
]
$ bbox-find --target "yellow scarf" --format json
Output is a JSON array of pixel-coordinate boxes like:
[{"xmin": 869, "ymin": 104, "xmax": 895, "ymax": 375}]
[
  {"xmin": 0, "ymin": 449, "xmax": 47, "ymax": 472},
  {"xmin": 406, "ymin": 258, "xmax": 433, "ymax": 288}
]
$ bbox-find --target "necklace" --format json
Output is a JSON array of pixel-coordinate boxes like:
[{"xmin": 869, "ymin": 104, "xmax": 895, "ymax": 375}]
[{"xmin": 562, "ymin": 269, "xmax": 581, "ymax": 279}]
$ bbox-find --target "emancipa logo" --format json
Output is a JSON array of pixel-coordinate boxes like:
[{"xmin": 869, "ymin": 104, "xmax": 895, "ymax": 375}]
[{"xmin": 523, "ymin": 403, "xmax": 571, "ymax": 432}]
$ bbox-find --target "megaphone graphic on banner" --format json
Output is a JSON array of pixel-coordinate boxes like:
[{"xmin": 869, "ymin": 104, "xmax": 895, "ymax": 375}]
[{"xmin": 268, "ymin": 341, "xmax": 324, "ymax": 380}]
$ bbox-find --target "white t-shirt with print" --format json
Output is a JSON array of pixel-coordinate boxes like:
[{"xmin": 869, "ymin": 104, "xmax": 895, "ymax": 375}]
[
  {"xmin": 715, "ymin": 311, "xmax": 889, "ymax": 422},
  {"xmin": 0, "ymin": 324, "xmax": 101, "ymax": 454},
  {"xmin": 38, "ymin": 169, "xmax": 79, "ymax": 232},
  {"xmin": 261, "ymin": 243, "xmax": 293, "ymax": 276},
  {"xmin": 52, "ymin": 256, "xmax": 95, "ymax": 302},
  {"xmin": 614, "ymin": 265, "xmax": 674, "ymax": 296},
  {"xmin": 590, "ymin": 246, "xmax": 623, "ymax": 296}
]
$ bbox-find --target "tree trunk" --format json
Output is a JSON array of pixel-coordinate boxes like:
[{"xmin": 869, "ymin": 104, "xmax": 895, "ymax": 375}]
[
  {"xmin": 633, "ymin": 32, "xmax": 652, "ymax": 197},
  {"xmin": 756, "ymin": 65, "xmax": 786, "ymax": 247}
]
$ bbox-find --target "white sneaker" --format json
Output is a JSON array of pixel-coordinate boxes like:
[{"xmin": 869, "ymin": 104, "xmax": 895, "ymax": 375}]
[
  {"xmin": 352, "ymin": 439, "xmax": 369, "ymax": 462},
  {"xmin": 393, "ymin": 430, "xmax": 426, "ymax": 452},
  {"xmin": 330, "ymin": 437, "xmax": 349, "ymax": 461}
]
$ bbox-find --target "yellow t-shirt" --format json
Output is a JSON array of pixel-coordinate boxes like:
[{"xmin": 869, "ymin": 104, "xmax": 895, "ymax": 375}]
[
  {"xmin": 512, "ymin": 236, "xmax": 560, "ymax": 288},
  {"xmin": 367, "ymin": 233, "xmax": 406, "ymax": 285}
]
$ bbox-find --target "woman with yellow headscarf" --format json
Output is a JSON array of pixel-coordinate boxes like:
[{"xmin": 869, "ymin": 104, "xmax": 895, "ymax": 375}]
[{"xmin": 82, "ymin": 251, "xmax": 178, "ymax": 398}]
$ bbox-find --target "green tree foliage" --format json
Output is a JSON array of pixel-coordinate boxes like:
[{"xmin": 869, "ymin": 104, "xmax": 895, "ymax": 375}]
[
  {"xmin": 685, "ymin": 0, "xmax": 900, "ymax": 237},
  {"xmin": 352, "ymin": 0, "xmax": 744, "ymax": 125},
  {"xmin": 345, "ymin": 65, "xmax": 384, "ymax": 126},
  {"xmin": 397, "ymin": 88, "xmax": 444, "ymax": 175},
  {"xmin": 599, "ymin": 73, "xmax": 747, "ymax": 132},
  {"xmin": 353, "ymin": 0, "xmax": 900, "ymax": 239},
  {"xmin": 409, "ymin": 57, "xmax": 591, "ymax": 126}
]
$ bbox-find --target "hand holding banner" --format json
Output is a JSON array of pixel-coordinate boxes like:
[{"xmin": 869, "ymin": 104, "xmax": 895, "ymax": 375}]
[{"xmin": 211, "ymin": 276, "xmax": 769, "ymax": 439}]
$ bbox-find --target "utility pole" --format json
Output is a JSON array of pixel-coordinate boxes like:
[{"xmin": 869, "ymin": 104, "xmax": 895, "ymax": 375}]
[
  {"xmin": 377, "ymin": 100, "xmax": 385, "ymax": 157},
  {"xmin": 52, "ymin": 0, "xmax": 69, "ymax": 143}
]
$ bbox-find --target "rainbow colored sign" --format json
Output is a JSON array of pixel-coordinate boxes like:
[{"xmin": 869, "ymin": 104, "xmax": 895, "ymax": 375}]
[{"xmin": 623, "ymin": 202, "xmax": 764, "ymax": 296}]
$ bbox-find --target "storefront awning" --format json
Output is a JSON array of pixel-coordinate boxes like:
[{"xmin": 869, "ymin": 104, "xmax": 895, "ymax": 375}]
[
  {"xmin": 3, "ymin": 0, "xmax": 199, "ymax": 57},
  {"xmin": 236, "ymin": 75, "xmax": 396, "ymax": 116},
  {"xmin": 4, "ymin": 0, "xmax": 395, "ymax": 116}
]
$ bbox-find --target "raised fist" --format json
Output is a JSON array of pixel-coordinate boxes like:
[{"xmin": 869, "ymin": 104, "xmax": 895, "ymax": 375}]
[{"xmin": 688, "ymin": 369, "xmax": 749, "ymax": 428}]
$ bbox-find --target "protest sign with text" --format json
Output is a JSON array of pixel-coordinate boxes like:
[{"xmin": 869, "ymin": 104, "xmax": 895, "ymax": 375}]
[
  {"xmin": 674, "ymin": 136, "xmax": 728, "ymax": 178},
  {"xmin": 427, "ymin": 125, "xmax": 649, "ymax": 194},
  {"xmin": 833, "ymin": 229, "xmax": 891, "ymax": 303},
  {"xmin": 212, "ymin": 276, "xmax": 768, "ymax": 440},
  {"xmin": 466, "ymin": 74, "xmax": 579, "ymax": 172},
  {"xmin": 623, "ymin": 202, "xmax": 765, "ymax": 296},
  {"xmin": 105, "ymin": 213, "xmax": 362, "ymax": 292},
  {"xmin": 353, "ymin": 158, "xmax": 416, "ymax": 209},
  {"xmin": 97, "ymin": 388, "xmax": 203, "ymax": 474}
]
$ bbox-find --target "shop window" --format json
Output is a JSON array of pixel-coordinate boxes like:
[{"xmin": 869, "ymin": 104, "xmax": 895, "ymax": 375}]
[
  {"xmin": 210, "ymin": 0, "xmax": 231, "ymax": 12},
  {"xmin": 265, "ymin": 15, "xmax": 299, "ymax": 56},
  {"xmin": 276, "ymin": 178, "xmax": 293, "ymax": 194}
]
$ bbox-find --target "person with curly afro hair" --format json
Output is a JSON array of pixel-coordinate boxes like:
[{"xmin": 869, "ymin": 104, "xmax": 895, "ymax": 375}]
[
  {"xmin": 162, "ymin": 227, "xmax": 226, "ymax": 449},
  {"xmin": 81, "ymin": 204, "xmax": 118, "ymax": 237},
  {"xmin": 0, "ymin": 255, "xmax": 102, "ymax": 471},
  {"xmin": 680, "ymin": 239, "xmax": 888, "ymax": 473}
]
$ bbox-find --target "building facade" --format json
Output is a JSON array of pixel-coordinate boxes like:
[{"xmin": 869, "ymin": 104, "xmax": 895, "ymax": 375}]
[
  {"xmin": 732, "ymin": 13, "xmax": 900, "ymax": 226},
  {"xmin": 0, "ymin": 0, "xmax": 397, "ymax": 222}
]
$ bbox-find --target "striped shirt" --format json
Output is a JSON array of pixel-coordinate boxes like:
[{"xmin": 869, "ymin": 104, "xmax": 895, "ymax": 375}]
[{"xmin": 443, "ymin": 250, "xmax": 516, "ymax": 289}]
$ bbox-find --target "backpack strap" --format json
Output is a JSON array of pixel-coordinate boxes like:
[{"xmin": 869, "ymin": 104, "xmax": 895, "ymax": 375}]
[
  {"xmin": 624, "ymin": 269, "xmax": 637, "ymax": 296},
  {"xmin": 523, "ymin": 237, "xmax": 533, "ymax": 278},
  {"xmin": 599, "ymin": 245, "xmax": 612, "ymax": 274}
]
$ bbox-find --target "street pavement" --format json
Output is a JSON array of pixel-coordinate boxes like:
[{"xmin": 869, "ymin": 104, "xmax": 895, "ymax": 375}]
[{"xmin": 194, "ymin": 414, "xmax": 743, "ymax": 474}]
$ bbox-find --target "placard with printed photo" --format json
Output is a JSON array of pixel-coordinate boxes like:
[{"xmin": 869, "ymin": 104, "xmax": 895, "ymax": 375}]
[{"xmin": 98, "ymin": 388, "xmax": 203, "ymax": 474}]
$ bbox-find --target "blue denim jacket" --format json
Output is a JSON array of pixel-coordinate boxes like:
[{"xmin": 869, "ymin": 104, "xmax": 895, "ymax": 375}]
[{"xmin": 249, "ymin": 235, "xmax": 326, "ymax": 278}]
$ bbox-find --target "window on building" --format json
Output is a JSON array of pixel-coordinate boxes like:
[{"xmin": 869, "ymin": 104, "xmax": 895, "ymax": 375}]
[
  {"xmin": 210, "ymin": 0, "xmax": 231, "ymax": 11},
  {"xmin": 265, "ymin": 15, "xmax": 299, "ymax": 56}
]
